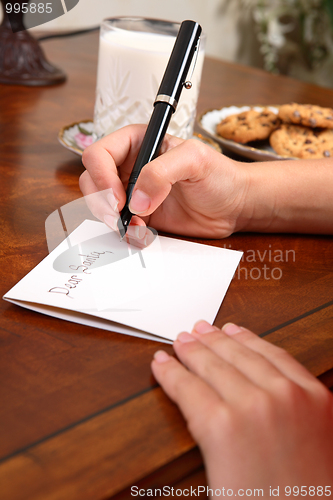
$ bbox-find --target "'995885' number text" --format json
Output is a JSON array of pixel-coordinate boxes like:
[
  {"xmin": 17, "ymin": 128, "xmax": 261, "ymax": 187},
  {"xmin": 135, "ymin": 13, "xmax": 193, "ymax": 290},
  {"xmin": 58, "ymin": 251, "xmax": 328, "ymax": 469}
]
[{"xmin": 6, "ymin": 3, "xmax": 52, "ymax": 14}]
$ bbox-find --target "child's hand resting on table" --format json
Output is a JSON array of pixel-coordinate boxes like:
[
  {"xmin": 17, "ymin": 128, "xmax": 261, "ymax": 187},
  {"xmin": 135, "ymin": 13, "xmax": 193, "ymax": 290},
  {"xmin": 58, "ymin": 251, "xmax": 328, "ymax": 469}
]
[{"xmin": 152, "ymin": 321, "xmax": 333, "ymax": 495}]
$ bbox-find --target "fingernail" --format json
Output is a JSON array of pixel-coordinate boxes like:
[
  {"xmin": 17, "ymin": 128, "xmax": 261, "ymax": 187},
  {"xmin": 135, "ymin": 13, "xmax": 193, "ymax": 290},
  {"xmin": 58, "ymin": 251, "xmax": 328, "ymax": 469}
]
[
  {"xmin": 193, "ymin": 320, "xmax": 217, "ymax": 334},
  {"xmin": 127, "ymin": 225, "xmax": 146, "ymax": 240},
  {"xmin": 222, "ymin": 323, "xmax": 242, "ymax": 335},
  {"xmin": 177, "ymin": 332, "xmax": 196, "ymax": 343},
  {"xmin": 107, "ymin": 191, "xmax": 119, "ymax": 213},
  {"xmin": 104, "ymin": 214, "xmax": 118, "ymax": 231},
  {"xmin": 153, "ymin": 350, "xmax": 170, "ymax": 363},
  {"xmin": 129, "ymin": 189, "xmax": 151, "ymax": 214},
  {"xmin": 135, "ymin": 225, "xmax": 146, "ymax": 239}
]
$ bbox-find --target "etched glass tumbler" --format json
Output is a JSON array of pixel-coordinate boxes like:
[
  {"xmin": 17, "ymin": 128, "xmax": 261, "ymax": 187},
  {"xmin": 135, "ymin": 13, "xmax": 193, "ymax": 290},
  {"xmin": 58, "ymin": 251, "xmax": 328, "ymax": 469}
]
[{"xmin": 93, "ymin": 17, "xmax": 205, "ymax": 140}]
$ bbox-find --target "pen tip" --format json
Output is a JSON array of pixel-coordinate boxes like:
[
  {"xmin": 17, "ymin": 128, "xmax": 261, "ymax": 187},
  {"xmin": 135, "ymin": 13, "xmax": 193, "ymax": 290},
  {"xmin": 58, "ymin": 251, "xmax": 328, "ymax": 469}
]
[{"xmin": 117, "ymin": 217, "xmax": 127, "ymax": 241}]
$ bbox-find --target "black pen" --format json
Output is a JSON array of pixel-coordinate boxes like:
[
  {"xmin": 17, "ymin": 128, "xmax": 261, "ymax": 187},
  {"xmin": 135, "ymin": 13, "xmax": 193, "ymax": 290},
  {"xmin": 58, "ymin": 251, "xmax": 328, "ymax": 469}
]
[{"xmin": 117, "ymin": 20, "xmax": 202, "ymax": 239}]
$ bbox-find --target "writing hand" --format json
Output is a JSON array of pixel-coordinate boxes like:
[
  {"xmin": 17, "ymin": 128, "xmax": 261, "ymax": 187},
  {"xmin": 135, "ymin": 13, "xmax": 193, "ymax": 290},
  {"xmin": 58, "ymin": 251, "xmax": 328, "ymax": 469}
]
[
  {"xmin": 79, "ymin": 124, "xmax": 249, "ymax": 238},
  {"xmin": 80, "ymin": 124, "xmax": 333, "ymax": 238}
]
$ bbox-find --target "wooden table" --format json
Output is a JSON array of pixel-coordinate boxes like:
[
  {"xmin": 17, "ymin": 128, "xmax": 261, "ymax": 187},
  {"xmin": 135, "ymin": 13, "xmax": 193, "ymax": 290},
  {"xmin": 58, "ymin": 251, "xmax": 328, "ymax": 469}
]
[{"xmin": 1, "ymin": 32, "xmax": 333, "ymax": 500}]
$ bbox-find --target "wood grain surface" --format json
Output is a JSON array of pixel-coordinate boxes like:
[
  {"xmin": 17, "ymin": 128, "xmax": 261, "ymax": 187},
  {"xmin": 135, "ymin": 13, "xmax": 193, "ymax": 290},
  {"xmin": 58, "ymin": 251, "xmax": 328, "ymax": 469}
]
[{"xmin": 1, "ymin": 32, "xmax": 333, "ymax": 500}]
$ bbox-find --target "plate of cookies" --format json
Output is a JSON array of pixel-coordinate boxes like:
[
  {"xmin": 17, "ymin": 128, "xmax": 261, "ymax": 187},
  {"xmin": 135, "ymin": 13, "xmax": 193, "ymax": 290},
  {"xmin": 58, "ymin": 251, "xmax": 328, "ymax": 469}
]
[{"xmin": 198, "ymin": 103, "xmax": 333, "ymax": 161}]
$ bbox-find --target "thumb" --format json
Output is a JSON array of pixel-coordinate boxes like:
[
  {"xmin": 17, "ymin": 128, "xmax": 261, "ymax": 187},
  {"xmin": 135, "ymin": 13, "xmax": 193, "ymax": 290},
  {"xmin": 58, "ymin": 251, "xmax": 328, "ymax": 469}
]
[{"xmin": 128, "ymin": 138, "xmax": 213, "ymax": 216}]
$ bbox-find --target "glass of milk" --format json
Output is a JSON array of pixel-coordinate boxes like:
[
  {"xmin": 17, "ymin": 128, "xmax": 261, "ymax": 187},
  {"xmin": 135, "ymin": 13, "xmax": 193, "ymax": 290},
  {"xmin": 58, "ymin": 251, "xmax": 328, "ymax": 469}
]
[{"xmin": 93, "ymin": 17, "xmax": 205, "ymax": 140}]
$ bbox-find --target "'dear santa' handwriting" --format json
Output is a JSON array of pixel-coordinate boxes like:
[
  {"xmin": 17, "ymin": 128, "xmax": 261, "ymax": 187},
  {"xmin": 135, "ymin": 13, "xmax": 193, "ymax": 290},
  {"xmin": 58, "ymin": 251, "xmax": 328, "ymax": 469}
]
[
  {"xmin": 69, "ymin": 251, "xmax": 114, "ymax": 274},
  {"xmin": 48, "ymin": 250, "xmax": 113, "ymax": 299}
]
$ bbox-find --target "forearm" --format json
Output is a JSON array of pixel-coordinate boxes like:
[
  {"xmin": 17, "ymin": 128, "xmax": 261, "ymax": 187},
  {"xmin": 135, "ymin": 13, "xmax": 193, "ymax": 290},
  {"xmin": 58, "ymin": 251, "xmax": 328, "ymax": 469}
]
[{"xmin": 237, "ymin": 158, "xmax": 333, "ymax": 234}]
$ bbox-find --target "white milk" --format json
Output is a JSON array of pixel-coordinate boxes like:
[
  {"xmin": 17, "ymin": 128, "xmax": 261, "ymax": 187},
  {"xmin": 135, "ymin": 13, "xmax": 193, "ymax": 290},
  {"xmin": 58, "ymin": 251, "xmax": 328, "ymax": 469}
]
[{"xmin": 93, "ymin": 27, "xmax": 205, "ymax": 140}]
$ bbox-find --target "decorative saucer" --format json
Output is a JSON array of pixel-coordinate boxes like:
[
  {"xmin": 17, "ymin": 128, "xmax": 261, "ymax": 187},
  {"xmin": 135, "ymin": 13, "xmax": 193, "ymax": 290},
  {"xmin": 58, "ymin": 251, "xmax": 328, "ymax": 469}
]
[
  {"xmin": 58, "ymin": 120, "xmax": 221, "ymax": 156},
  {"xmin": 58, "ymin": 120, "xmax": 95, "ymax": 155}
]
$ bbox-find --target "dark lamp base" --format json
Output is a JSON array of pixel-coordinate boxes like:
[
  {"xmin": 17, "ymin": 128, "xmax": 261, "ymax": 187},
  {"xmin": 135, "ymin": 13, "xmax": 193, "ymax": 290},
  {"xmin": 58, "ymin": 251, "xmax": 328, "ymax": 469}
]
[{"xmin": 0, "ymin": 25, "xmax": 66, "ymax": 86}]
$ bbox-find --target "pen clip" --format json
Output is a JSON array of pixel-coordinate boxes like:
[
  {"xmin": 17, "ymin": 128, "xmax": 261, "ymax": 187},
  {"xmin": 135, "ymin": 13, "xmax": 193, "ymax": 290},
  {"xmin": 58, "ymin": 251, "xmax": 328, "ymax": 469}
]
[{"xmin": 184, "ymin": 37, "xmax": 201, "ymax": 90}]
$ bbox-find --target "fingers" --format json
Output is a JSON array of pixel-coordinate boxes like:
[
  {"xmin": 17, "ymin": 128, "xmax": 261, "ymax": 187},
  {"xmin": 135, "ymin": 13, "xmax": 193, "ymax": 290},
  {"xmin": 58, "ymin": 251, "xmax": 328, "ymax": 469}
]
[
  {"xmin": 152, "ymin": 321, "xmax": 320, "ymax": 417},
  {"xmin": 151, "ymin": 350, "xmax": 224, "ymax": 445},
  {"xmin": 215, "ymin": 322, "xmax": 319, "ymax": 389},
  {"xmin": 188, "ymin": 321, "xmax": 319, "ymax": 392},
  {"xmin": 79, "ymin": 171, "xmax": 155, "ymax": 247},
  {"xmin": 80, "ymin": 125, "xmax": 190, "ymax": 234},
  {"xmin": 152, "ymin": 323, "xmax": 333, "ymax": 491},
  {"xmin": 172, "ymin": 332, "xmax": 255, "ymax": 403},
  {"xmin": 123, "ymin": 224, "xmax": 157, "ymax": 249},
  {"xmin": 184, "ymin": 322, "xmax": 293, "ymax": 393},
  {"xmin": 128, "ymin": 138, "xmax": 221, "ymax": 217},
  {"xmin": 81, "ymin": 125, "xmax": 148, "ymax": 207},
  {"xmin": 81, "ymin": 125, "xmax": 184, "ymax": 211},
  {"xmin": 151, "ymin": 321, "xmax": 323, "ymax": 459},
  {"xmin": 79, "ymin": 171, "xmax": 118, "ymax": 221}
]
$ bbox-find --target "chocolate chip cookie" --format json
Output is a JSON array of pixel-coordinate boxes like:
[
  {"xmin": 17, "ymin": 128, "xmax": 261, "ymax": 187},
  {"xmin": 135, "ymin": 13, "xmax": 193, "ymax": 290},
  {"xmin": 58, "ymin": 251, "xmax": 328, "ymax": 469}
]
[
  {"xmin": 270, "ymin": 123, "xmax": 333, "ymax": 158},
  {"xmin": 278, "ymin": 103, "xmax": 333, "ymax": 129},
  {"xmin": 216, "ymin": 109, "xmax": 280, "ymax": 144}
]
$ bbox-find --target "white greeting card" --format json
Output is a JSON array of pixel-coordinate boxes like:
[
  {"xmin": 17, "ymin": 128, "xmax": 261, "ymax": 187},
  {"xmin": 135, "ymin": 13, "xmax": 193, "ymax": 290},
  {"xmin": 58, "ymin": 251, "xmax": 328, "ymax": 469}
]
[{"xmin": 3, "ymin": 220, "xmax": 242, "ymax": 343}]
